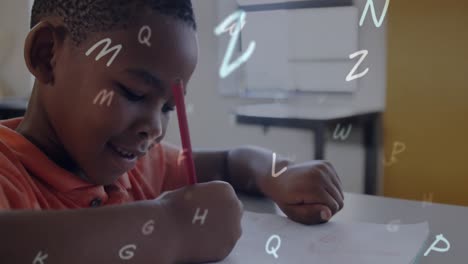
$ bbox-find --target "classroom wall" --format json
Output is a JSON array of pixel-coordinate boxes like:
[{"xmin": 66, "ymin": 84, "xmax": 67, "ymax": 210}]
[
  {"xmin": 165, "ymin": 0, "xmax": 388, "ymax": 194},
  {"xmin": 0, "ymin": 0, "xmax": 387, "ymax": 195},
  {"xmin": 384, "ymin": 0, "xmax": 468, "ymax": 206},
  {"xmin": 0, "ymin": 0, "xmax": 32, "ymax": 98}
]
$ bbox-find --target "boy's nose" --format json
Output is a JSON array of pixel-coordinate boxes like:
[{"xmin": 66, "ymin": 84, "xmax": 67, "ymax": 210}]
[{"xmin": 137, "ymin": 114, "xmax": 163, "ymax": 143}]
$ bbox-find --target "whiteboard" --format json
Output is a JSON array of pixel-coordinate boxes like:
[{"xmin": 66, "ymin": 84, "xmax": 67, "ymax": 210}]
[{"xmin": 241, "ymin": 6, "xmax": 359, "ymax": 93}]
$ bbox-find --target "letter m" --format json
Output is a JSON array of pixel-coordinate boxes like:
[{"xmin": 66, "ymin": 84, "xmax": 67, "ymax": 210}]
[
  {"xmin": 93, "ymin": 89, "xmax": 114, "ymax": 107},
  {"xmin": 85, "ymin": 38, "xmax": 122, "ymax": 67},
  {"xmin": 359, "ymin": 0, "xmax": 390, "ymax": 28}
]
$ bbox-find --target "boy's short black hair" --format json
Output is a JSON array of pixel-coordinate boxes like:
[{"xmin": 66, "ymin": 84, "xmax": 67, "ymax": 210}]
[{"xmin": 31, "ymin": 0, "xmax": 197, "ymax": 45}]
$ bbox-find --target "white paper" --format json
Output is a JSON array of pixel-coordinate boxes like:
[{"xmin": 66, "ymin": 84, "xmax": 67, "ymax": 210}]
[{"xmin": 215, "ymin": 212, "xmax": 430, "ymax": 264}]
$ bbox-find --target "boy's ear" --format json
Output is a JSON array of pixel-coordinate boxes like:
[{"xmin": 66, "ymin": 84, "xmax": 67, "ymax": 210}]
[{"xmin": 24, "ymin": 21, "xmax": 66, "ymax": 85}]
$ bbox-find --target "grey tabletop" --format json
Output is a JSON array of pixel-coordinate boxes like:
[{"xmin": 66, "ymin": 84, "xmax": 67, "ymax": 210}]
[
  {"xmin": 239, "ymin": 192, "xmax": 468, "ymax": 264},
  {"xmin": 235, "ymin": 103, "xmax": 379, "ymax": 121}
]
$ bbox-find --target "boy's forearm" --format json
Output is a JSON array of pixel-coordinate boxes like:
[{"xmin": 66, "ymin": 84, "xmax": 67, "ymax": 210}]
[
  {"xmin": 226, "ymin": 146, "xmax": 291, "ymax": 197},
  {"xmin": 0, "ymin": 200, "xmax": 179, "ymax": 264},
  {"xmin": 193, "ymin": 147, "xmax": 291, "ymax": 196}
]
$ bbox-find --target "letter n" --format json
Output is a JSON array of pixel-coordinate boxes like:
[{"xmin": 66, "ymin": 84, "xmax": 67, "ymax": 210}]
[{"xmin": 359, "ymin": 0, "xmax": 390, "ymax": 28}]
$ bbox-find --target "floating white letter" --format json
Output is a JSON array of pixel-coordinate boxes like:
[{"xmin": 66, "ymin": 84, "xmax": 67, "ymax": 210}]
[
  {"xmin": 214, "ymin": 10, "xmax": 256, "ymax": 79},
  {"xmin": 138, "ymin": 25, "xmax": 152, "ymax": 47},
  {"xmin": 265, "ymin": 234, "xmax": 281, "ymax": 259},
  {"xmin": 93, "ymin": 89, "xmax": 114, "ymax": 107},
  {"xmin": 384, "ymin": 141, "xmax": 406, "ymax": 166},
  {"xmin": 346, "ymin": 50, "xmax": 369, "ymax": 82},
  {"xmin": 359, "ymin": 0, "xmax": 390, "ymax": 28},
  {"xmin": 85, "ymin": 38, "xmax": 122, "ymax": 67},
  {"xmin": 142, "ymin": 219, "xmax": 155, "ymax": 236},
  {"xmin": 386, "ymin": 219, "xmax": 401, "ymax": 233},
  {"xmin": 119, "ymin": 244, "xmax": 137, "ymax": 260},
  {"xmin": 33, "ymin": 251, "xmax": 48, "ymax": 264},
  {"xmin": 422, "ymin": 193, "xmax": 434, "ymax": 208},
  {"xmin": 192, "ymin": 208, "xmax": 208, "ymax": 225},
  {"xmin": 424, "ymin": 234, "xmax": 450, "ymax": 256},
  {"xmin": 333, "ymin": 124, "xmax": 353, "ymax": 141},
  {"xmin": 271, "ymin": 152, "xmax": 287, "ymax": 178}
]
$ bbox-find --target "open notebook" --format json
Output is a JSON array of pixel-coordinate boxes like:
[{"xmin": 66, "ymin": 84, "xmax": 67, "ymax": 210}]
[{"xmin": 216, "ymin": 211, "xmax": 429, "ymax": 264}]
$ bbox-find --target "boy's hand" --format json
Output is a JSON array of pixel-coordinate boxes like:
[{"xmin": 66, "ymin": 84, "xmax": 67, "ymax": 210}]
[
  {"xmin": 265, "ymin": 161, "xmax": 344, "ymax": 225},
  {"xmin": 158, "ymin": 181, "xmax": 243, "ymax": 263}
]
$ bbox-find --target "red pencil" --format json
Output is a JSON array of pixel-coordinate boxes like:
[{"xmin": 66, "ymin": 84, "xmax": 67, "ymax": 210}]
[{"xmin": 172, "ymin": 79, "xmax": 198, "ymax": 185}]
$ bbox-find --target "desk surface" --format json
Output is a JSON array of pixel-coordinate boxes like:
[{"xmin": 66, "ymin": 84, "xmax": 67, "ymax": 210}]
[
  {"xmin": 0, "ymin": 97, "xmax": 28, "ymax": 110},
  {"xmin": 239, "ymin": 192, "xmax": 468, "ymax": 264},
  {"xmin": 235, "ymin": 103, "xmax": 380, "ymax": 121}
]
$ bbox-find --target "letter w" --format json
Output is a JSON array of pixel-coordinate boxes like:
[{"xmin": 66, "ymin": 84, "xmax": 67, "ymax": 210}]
[
  {"xmin": 359, "ymin": 0, "xmax": 390, "ymax": 28},
  {"xmin": 333, "ymin": 124, "xmax": 352, "ymax": 141},
  {"xmin": 85, "ymin": 38, "xmax": 122, "ymax": 67}
]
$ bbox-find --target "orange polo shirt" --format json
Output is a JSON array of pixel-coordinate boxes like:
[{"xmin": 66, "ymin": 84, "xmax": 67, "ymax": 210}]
[{"xmin": 0, "ymin": 117, "xmax": 189, "ymax": 210}]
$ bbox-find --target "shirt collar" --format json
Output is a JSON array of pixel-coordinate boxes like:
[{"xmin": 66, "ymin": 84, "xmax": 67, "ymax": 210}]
[{"xmin": 0, "ymin": 117, "xmax": 131, "ymax": 192}]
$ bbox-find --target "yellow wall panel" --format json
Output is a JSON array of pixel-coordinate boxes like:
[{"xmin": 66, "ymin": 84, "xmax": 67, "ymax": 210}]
[{"xmin": 384, "ymin": 0, "xmax": 468, "ymax": 205}]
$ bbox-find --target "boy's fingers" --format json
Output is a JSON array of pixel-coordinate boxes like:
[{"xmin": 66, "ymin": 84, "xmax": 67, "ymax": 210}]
[
  {"xmin": 329, "ymin": 174, "xmax": 344, "ymax": 200},
  {"xmin": 282, "ymin": 204, "xmax": 332, "ymax": 225},
  {"xmin": 317, "ymin": 164, "xmax": 344, "ymax": 200},
  {"xmin": 303, "ymin": 170, "xmax": 342, "ymax": 212},
  {"xmin": 317, "ymin": 189, "xmax": 340, "ymax": 215},
  {"xmin": 324, "ymin": 161, "xmax": 342, "ymax": 185},
  {"xmin": 300, "ymin": 189, "xmax": 339, "ymax": 215},
  {"xmin": 325, "ymin": 185, "xmax": 344, "ymax": 211}
]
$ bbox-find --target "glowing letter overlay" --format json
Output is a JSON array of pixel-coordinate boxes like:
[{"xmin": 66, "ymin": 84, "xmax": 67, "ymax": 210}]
[
  {"xmin": 85, "ymin": 38, "xmax": 123, "ymax": 67},
  {"xmin": 177, "ymin": 149, "xmax": 188, "ymax": 165},
  {"xmin": 422, "ymin": 193, "xmax": 434, "ymax": 208},
  {"xmin": 424, "ymin": 234, "xmax": 450, "ymax": 257},
  {"xmin": 333, "ymin": 124, "xmax": 352, "ymax": 140},
  {"xmin": 228, "ymin": 19, "xmax": 246, "ymax": 36},
  {"xmin": 192, "ymin": 208, "xmax": 208, "ymax": 225},
  {"xmin": 384, "ymin": 141, "xmax": 406, "ymax": 166},
  {"xmin": 265, "ymin": 234, "xmax": 281, "ymax": 259},
  {"xmin": 346, "ymin": 50, "xmax": 369, "ymax": 82},
  {"xmin": 271, "ymin": 152, "xmax": 287, "ymax": 178},
  {"xmin": 386, "ymin": 219, "xmax": 401, "ymax": 233},
  {"xmin": 138, "ymin": 25, "xmax": 152, "ymax": 47},
  {"xmin": 359, "ymin": 0, "xmax": 390, "ymax": 28},
  {"xmin": 93, "ymin": 89, "xmax": 114, "ymax": 107},
  {"xmin": 142, "ymin": 219, "xmax": 155, "ymax": 236},
  {"xmin": 214, "ymin": 10, "xmax": 256, "ymax": 79},
  {"xmin": 33, "ymin": 251, "xmax": 48, "ymax": 264},
  {"xmin": 119, "ymin": 244, "xmax": 137, "ymax": 260}
]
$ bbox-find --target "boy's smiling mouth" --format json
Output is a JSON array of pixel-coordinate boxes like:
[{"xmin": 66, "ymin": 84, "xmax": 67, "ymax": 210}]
[
  {"xmin": 113, "ymin": 144, "xmax": 137, "ymax": 159},
  {"xmin": 107, "ymin": 142, "xmax": 140, "ymax": 171}
]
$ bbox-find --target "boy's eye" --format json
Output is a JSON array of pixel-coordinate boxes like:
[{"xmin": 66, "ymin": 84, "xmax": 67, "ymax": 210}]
[
  {"xmin": 116, "ymin": 83, "xmax": 144, "ymax": 101},
  {"xmin": 162, "ymin": 103, "xmax": 175, "ymax": 113}
]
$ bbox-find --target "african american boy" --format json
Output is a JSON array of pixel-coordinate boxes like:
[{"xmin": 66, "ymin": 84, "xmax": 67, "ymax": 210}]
[{"xmin": 0, "ymin": 0, "xmax": 344, "ymax": 263}]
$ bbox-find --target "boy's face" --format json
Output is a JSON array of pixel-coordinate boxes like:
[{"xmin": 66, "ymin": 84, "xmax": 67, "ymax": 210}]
[{"xmin": 35, "ymin": 12, "xmax": 198, "ymax": 185}]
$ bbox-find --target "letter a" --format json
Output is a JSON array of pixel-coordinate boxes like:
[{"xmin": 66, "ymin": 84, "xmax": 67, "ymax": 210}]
[
  {"xmin": 214, "ymin": 10, "xmax": 256, "ymax": 79},
  {"xmin": 85, "ymin": 38, "xmax": 123, "ymax": 67},
  {"xmin": 359, "ymin": 0, "xmax": 390, "ymax": 28},
  {"xmin": 33, "ymin": 251, "xmax": 48, "ymax": 264},
  {"xmin": 424, "ymin": 234, "xmax": 451, "ymax": 256},
  {"xmin": 192, "ymin": 208, "xmax": 208, "ymax": 225},
  {"xmin": 346, "ymin": 50, "xmax": 369, "ymax": 82}
]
